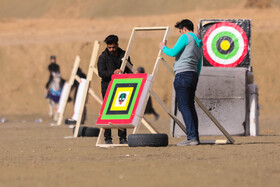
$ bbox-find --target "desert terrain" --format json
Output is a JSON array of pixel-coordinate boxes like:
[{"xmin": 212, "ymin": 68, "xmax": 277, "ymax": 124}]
[{"xmin": 0, "ymin": 0, "xmax": 279, "ymax": 186}]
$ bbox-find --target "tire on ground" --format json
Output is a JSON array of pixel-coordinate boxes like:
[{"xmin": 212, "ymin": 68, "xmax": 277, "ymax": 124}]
[
  {"xmin": 128, "ymin": 133, "xmax": 168, "ymax": 147},
  {"xmin": 73, "ymin": 126, "xmax": 100, "ymax": 137}
]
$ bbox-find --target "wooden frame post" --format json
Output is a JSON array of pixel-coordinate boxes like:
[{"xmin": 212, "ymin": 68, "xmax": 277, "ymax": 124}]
[
  {"xmin": 73, "ymin": 41, "xmax": 100, "ymax": 137},
  {"xmin": 56, "ymin": 41, "xmax": 102, "ymax": 129},
  {"xmin": 57, "ymin": 56, "xmax": 80, "ymax": 126}
]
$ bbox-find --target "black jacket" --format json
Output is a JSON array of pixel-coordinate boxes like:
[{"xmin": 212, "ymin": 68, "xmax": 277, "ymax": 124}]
[
  {"xmin": 97, "ymin": 47, "xmax": 132, "ymax": 97},
  {"xmin": 45, "ymin": 63, "xmax": 61, "ymax": 89}
]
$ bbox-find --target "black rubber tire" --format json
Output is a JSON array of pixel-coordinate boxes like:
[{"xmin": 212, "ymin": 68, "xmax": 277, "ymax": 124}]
[
  {"xmin": 128, "ymin": 134, "xmax": 168, "ymax": 147},
  {"xmin": 72, "ymin": 126, "xmax": 85, "ymax": 137},
  {"xmin": 73, "ymin": 126, "xmax": 100, "ymax": 137}
]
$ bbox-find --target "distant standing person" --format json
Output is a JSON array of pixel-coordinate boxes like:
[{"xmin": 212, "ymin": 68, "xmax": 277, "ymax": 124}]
[
  {"xmin": 45, "ymin": 55, "xmax": 61, "ymax": 97},
  {"xmin": 159, "ymin": 19, "xmax": 203, "ymax": 146},
  {"xmin": 136, "ymin": 67, "xmax": 159, "ymax": 120},
  {"xmin": 45, "ymin": 55, "xmax": 65, "ymax": 120},
  {"xmin": 97, "ymin": 35, "xmax": 133, "ymax": 144}
]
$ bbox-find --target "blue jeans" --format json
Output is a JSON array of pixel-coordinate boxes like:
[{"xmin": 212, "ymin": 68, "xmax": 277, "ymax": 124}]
[{"xmin": 174, "ymin": 71, "xmax": 199, "ymax": 141}]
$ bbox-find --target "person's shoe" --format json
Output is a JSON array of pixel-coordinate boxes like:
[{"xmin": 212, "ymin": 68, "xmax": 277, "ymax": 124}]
[
  {"xmin": 119, "ymin": 139, "xmax": 128, "ymax": 144},
  {"xmin": 105, "ymin": 139, "xmax": 113, "ymax": 144},
  {"xmin": 176, "ymin": 139, "xmax": 199, "ymax": 146}
]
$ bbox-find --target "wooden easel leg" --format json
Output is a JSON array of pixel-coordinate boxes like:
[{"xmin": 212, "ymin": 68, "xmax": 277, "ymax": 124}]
[
  {"xmin": 56, "ymin": 56, "xmax": 81, "ymax": 126},
  {"xmin": 133, "ymin": 123, "xmax": 141, "ymax": 134},
  {"xmin": 96, "ymin": 128, "xmax": 105, "ymax": 146},
  {"xmin": 195, "ymin": 97, "xmax": 235, "ymax": 144},
  {"xmin": 141, "ymin": 117, "xmax": 158, "ymax": 134}
]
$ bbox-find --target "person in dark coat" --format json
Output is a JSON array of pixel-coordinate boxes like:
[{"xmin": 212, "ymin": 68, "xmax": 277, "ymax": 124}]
[
  {"xmin": 97, "ymin": 35, "xmax": 133, "ymax": 144},
  {"xmin": 45, "ymin": 55, "xmax": 64, "ymax": 97},
  {"xmin": 136, "ymin": 67, "xmax": 160, "ymax": 120}
]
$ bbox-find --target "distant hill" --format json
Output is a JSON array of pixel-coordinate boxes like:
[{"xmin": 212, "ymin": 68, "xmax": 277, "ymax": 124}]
[{"xmin": 0, "ymin": 0, "xmax": 250, "ymax": 19}]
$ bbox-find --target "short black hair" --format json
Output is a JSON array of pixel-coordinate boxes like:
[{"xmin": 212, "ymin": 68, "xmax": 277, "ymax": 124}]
[
  {"xmin": 175, "ymin": 19, "xmax": 194, "ymax": 31},
  {"xmin": 104, "ymin": 35, "xmax": 119, "ymax": 45},
  {"xmin": 137, "ymin": 67, "xmax": 145, "ymax": 73},
  {"xmin": 50, "ymin": 55, "xmax": 56, "ymax": 60}
]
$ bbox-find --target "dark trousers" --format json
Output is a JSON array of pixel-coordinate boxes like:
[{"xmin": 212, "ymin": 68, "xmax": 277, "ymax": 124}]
[
  {"xmin": 173, "ymin": 71, "xmax": 199, "ymax": 141},
  {"xmin": 104, "ymin": 129, "xmax": 127, "ymax": 141}
]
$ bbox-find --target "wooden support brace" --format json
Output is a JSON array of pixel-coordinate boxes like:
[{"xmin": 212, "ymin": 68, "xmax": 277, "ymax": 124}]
[
  {"xmin": 75, "ymin": 75, "xmax": 102, "ymax": 105},
  {"xmin": 141, "ymin": 117, "xmax": 159, "ymax": 134},
  {"xmin": 150, "ymin": 89, "xmax": 187, "ymax": 134},
  {"xmin": 74, "ymin": 41, "xmax": 100, "ymax": 138},
  {"xmin": 195, "ymin": 97, "xmax": 235, "ymax": 144},
  {"xmin": 57, "ymin": 56, "xmax": 81, "ymax": 126},
  {"xmin": 161, "ymin": 58, "xmax": 235, "ymax": 144}
]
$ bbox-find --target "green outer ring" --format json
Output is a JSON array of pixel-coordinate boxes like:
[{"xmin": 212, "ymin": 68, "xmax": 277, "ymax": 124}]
[
  {"xmin": 211, "ymin": 31, "xmax": 239, "ymax": 60},
  {"xmin": 101, "ymin": 78, "xmax": 143, "ymax": 120}
]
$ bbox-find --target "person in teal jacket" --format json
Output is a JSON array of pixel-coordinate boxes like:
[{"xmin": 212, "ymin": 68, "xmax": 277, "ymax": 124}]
[{"xmin": 159, "ymin": 19, "xmax": 203, "ymax": 146}]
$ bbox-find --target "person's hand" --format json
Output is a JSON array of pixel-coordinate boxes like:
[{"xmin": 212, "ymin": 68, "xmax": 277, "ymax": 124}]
[
  {"xmin": 114, "ymin": 69, "xmax": 122, "ymax": 74},
  {"xmin": 159, "ymin": 40, "xmax": 167, "ymax": 49}
]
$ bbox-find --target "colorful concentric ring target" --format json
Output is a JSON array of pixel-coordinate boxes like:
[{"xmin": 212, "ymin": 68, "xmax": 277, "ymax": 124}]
[
  {"xmin": 203, "ymin": 22, "xmax": 249, "ymax": 67},
  {"xmin": 96, "ymin": 73, "xmax": 149, "ymax": 126}
]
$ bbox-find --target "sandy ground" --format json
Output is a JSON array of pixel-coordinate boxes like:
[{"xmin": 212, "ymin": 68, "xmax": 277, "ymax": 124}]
[
  {"xmin": 0, "ymin": 0, "xmax": 280, "ymax": 186},
  {"xmin": 0, "ymin": 114, "xmax": 279, "ymax": 187}
]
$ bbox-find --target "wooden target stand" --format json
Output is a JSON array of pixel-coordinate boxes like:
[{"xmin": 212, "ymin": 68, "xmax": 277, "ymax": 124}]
[
  {"xmin": 95, "ymin": 27, "xmax": 234, "ymax": 147},
  {"xmin": 95, "ymin": 27, "xmax": 169, "ymax": 147},
  {"xmin": 56, "ymin": 41, "xmax": 102, "ymax": 138}
]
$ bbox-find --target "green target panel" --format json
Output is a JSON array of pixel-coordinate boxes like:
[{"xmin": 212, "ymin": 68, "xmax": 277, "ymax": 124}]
[{"xmin": 200, "ymin": 19, "xmax": 251, "ymax": 68}]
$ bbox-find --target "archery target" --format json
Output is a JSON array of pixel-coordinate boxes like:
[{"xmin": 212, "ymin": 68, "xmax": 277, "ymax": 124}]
[
  {"xmin": 96, "ymin": 73, "xmax": 151, "ymax": 127},
  {"xmin": 200, "ymin": 20, "xmax": 251, "ymax": 68}
]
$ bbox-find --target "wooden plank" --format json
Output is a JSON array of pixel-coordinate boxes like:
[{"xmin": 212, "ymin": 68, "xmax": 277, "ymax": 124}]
[
  {"xmin": 200, "ymin": 140, "xmax": 230, "ymax": 144},
  {"xmin": 88, "ymin": 89, "xmax": 102, "ymax": 105},
  {"xmin": 57, "ymin": 56, "xmax": 80, "ymax": 126},
  {"xmin": 97, "ymin": 144, "xmax": 128, "ymax": 148},
  {"xmin": 134, "ymin": 27, "xmax": 169, "ymax": 31},
  {"xmin": 161, "ymin": 58, "xmax": 174, "ymax": 74},
  {"xmin": 74, "ymin": 41, "xmax": 100, "ymax": 137},
  {"xmin": 120, "ymin": 29, "xmax": 136, "ymax": 72},
  {"xmin": 75, "ymin": 75, "xmax": 103, "ymax": 105},
  {"xmin": 150, "ymin": 89, "xmax": 187, "ymax": 134},
  {"xmin": 88, "ymin": 41, "xmax": 100, "ymax": 81},
  {"xmin": 96, "ymin": 128, "xmax": 104, "ymax": 146},
  {"xmin": 151, "ymin": 27, "xmax": 170, "ymax": 79},
  {"xmin": 195, "ymin": 97, "xmax": 235, "ymax": 144},
  {"xmin": 141, "ymin": 117, "xmax": 159, "ymax": 134}
]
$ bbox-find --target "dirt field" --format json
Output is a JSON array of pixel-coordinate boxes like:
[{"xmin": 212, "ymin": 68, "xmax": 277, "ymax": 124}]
[
  {"xmin": 0, "ymin": 0, "xmax": 280, "ymax": 186},
  {"xmin": 0, "ymin": 114, "xmax": 279, "ymax": 187}
]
